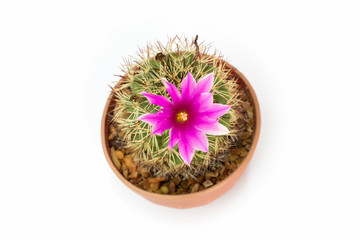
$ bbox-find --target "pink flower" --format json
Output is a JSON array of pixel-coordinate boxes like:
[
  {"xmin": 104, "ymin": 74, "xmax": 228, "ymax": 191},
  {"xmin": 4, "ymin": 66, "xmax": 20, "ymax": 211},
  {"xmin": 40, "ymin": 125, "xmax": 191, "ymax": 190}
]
[{"xmin": 138, "ymin": 72, "xmax": 231, "ymax": 166}]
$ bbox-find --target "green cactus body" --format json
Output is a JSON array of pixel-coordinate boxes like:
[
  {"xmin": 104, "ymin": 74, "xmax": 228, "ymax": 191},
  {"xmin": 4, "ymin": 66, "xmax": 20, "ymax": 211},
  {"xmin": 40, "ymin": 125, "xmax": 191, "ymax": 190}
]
[{"xmin": 112, "ymin": 37, "xmax": 244, "ymax": 178}]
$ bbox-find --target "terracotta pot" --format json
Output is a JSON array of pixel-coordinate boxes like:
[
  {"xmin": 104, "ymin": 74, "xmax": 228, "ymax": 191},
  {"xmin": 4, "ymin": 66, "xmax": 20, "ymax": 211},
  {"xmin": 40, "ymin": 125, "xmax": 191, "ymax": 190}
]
[{"xmin": 101, "ymin": 61, "xmax": 261, "ymax": 209}]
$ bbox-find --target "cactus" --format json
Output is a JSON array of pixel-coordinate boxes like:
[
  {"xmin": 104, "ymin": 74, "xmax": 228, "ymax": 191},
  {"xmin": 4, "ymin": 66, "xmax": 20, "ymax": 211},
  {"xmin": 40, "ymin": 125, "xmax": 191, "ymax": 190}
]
[{"xmin": 112, "ymin": 36, "xmax": 244, "ymax": 178}]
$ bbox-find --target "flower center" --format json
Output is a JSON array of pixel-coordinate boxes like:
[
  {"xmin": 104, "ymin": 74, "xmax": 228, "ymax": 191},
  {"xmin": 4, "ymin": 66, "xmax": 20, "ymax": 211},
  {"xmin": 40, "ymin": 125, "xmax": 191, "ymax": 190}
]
[{"xmin": 176, "ymin": 111, "xmax": 188, "ymax": 123}]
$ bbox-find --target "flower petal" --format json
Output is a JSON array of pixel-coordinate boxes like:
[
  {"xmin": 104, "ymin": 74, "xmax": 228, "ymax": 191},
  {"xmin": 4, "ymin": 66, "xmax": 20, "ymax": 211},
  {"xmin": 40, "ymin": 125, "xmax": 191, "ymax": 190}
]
[
  {"xmin": 194, "ymin": 72, "xmax": 214, "ymax": 95},
  {"xmin": 168, "ymin": 127, "xmax": 179, "ymax": 149},
  {"xmin": 193, "ymin": 116, "xmax": 229, "ymax": 135},
  {"xmin": 140, "ymin": 92, "xmax": 172, "ymax": 108},
  {"xmin": 194, "ymin": 92, "xmax": 213, "ymax": 112},
  {"xmin": 186, "ymin": 127, "xmax": 209, "ymax": 153},
  {"xmin": 180, "ymin": 72, "xmax": 196, "ymax": 100},
  {"xmin": 162, "ymin": 78, "xmax": 181, "ymax": 104},
  {"xmin": 152, "ymin": 119, "xmax": 173, "ymax": 136},
  {"xmin": 192, "ymin": 116, "xmax": 219, "ymax": 130},
  {"xmin": 178, "ymin": 131, "xmax": 195, "ymax": 166},
  {"xmin": 158, "ymin": 107, "xmax": 174, "ymax": 118},
  {"xmin": 203, "ymin": 123, "xmax": 230, "ymax": 136},
  {"xmin": 137, "ymin": 113, "xmax": 161, "ymax": 125},
  {"xmin": 138, "ymin": 107, "xmax": 173, "ymax": 126},
  {"xmin": 203, "ymin": 103, "xmax": 231, "ymax": 119}
]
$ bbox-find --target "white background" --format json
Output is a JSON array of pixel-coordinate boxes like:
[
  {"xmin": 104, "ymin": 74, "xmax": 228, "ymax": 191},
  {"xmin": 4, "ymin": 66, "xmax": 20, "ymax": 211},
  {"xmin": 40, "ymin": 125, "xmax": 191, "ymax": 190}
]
[{"xmin": 1, "ymin": 0, "xmax": 359, "ymax": 239}]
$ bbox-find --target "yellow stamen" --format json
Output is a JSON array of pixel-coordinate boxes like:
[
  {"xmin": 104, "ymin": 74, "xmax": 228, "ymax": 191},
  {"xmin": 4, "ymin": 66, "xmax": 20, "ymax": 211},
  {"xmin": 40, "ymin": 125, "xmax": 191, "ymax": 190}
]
[{"xmin": 177, "ymin": 111, "xmax": 188, "ymax": 122}]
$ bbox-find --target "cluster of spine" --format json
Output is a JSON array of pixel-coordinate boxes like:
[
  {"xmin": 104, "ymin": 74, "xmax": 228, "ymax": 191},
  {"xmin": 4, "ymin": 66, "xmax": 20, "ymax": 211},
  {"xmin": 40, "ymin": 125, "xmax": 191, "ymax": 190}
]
[{"xmin": 112, "ymin": 36, "xmax": 244, "ymax": 178}]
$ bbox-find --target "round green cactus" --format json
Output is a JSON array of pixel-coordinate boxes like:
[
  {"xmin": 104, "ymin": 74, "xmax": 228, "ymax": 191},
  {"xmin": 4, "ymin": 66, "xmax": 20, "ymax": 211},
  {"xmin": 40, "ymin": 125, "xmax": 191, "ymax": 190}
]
[{"xmin": 112, "ymin": 36, "xmax": 244, "ymax": 177}]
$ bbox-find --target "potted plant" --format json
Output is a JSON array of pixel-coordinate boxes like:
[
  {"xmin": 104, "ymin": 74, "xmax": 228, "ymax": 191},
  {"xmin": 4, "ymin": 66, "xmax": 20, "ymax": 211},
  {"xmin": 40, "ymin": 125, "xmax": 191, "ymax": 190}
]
[{"xmin": 101, "ymin": 36, "xmax": 260, "ymax": 209}]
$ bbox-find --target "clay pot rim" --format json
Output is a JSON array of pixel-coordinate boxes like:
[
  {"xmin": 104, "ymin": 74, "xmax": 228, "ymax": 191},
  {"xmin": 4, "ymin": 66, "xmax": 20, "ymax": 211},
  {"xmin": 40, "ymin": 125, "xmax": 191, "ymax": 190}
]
[{"xmin": 101, "ymin": 60, "xmax": 261, "ymax": 200}]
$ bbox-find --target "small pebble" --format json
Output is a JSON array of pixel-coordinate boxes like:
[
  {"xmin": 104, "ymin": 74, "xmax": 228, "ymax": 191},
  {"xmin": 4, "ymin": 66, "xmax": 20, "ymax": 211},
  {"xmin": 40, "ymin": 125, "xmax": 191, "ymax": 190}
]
[
  {"xmin": 129, "ymin": 178, "xmax": 141, "ymax": 184},
  {"xmin": 110, "ymin": 126, "xmax": 116, "ymax": 133},
  {"xmin": 231, "ymin": 148, "xmax": 242, "ymax": 155},
  {"xmin": 123, "ymin": 156, "xmax": 136, "ymax": 173},
  {"xmin": 191, "ymin": 183, "xmax": 200, "ymax": 193},
  {"xmin": 140, "ymin": 166, "xmax": 151, "ymax": 178},
  {"xmin": 177, "ymin": 188, "xmax": 184, "ymax": 194},
  {"xmin": 219, "ymin": 167, "xmax": 225, "ymax": 176},
  {"xmin": 180, "ymin": 181, "xmax": 189, "ymax": 191},
  {"xmin": 240, "ymin": 132, "xmax": 251, "ymax": 140},
  {"xmin": 115, "ymin": 150, "xmax": 124, "ymax": 159},
  {"xmin": 122, "ymin": 169, "xmax": 129, "ymax": 179},
  {"xmin": 240, "ymin": 148, "xmax": 248, "ymax": 157},
  {"xmin": 160, "ymin": 185, "xmax": 169, "ymax": 194},
  {"xmin": 150, "ymin": 182, "xmax": 160, "ymax": 191},
  {"xmin": 229, "ymin": 154, "xmax": 238, "ymax": 161},
  {"xmin": 225, "ymin": 162, "xmax": 231, "ymax": 170},
  {"xmin": 196, "ymin": 175, "xmax": 205, "ymax": 183},
  {"xmin": 236, "ymin": 158, "xmax": 244, "ymax": 165},
  {"xmin": 169, "ymin": 181, "xmax": 176, "ymax": 194},
  {"xmin": 144, "ymin": 181, "xmax": 151, "ymax": 190},
  {"xmin": 121, "ymin": 163, "xmax": 127, "ymax": 172},
  {"xmin": 247, "ymin": 119, "xmax": 254, "ymax": 128},
  {"xmin": 206, "ymin": 171, "xmax": 219, "ymax": 178},
  {"xmin": 129, "ymin": 171, "xmax": 138, "ymax": 179},
  {"xmin": 110, "ymin": 147, "xmax": 121, "ymax": 170},
  {"xmin": 188, "ymin": 178, "xmax": 196, "ymax": 185},
  {"xmin": 148, "ymin": 177, "xmax": 167, "ymax": 183},
  {"xmin": 171, "ymin": 177, "xmax": 181, "ymax": 185},
  {"xmin": 108, "ymin": 131, "xmax": 117, "ymax": 141},
  {"xmin": 247, "ymin": 108, "xmax": 254, "ymax": 119},
  {"xmin": 202, "ymin": 180, "xmax": 214, "ymax": 188}
]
